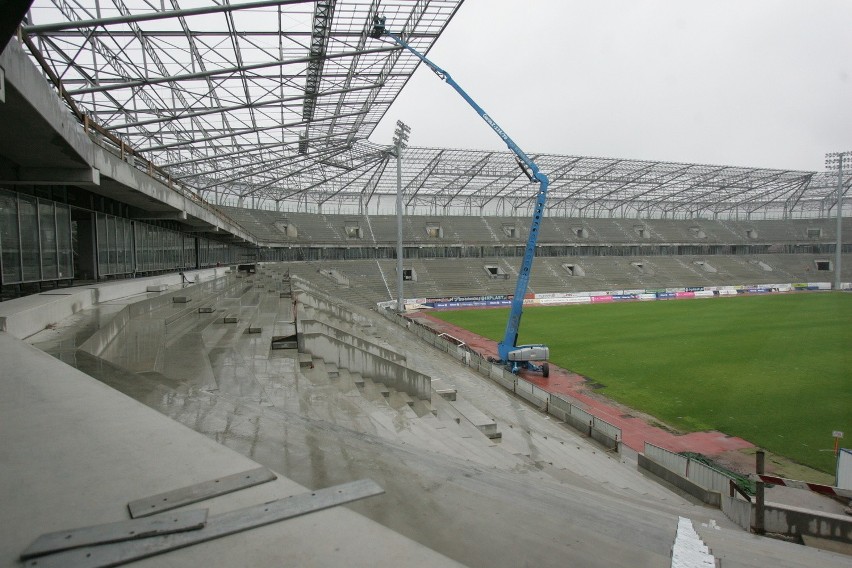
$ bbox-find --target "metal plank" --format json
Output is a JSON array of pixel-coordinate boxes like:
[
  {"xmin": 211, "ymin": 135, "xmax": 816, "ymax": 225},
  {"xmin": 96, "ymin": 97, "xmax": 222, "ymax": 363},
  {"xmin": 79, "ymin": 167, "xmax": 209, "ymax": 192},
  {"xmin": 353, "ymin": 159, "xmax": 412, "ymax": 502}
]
[
  {"xmin": 27, "ymin": 479, "xmax": 385, "ymax": 568},
  {"xmin": 127, "ymin": 467, "xmax": 276, "ymax": 519},
  {"xmin": 20, "ymin": 509, "xmax": 208, "ymax": 560}
]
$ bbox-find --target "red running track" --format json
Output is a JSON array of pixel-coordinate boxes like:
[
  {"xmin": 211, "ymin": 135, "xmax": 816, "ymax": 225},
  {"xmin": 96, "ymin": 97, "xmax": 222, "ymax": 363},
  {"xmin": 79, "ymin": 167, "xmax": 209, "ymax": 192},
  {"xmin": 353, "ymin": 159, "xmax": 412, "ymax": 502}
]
[{"xmin": 411, "ymin": 311, "xmax": 754, "ymax": 457}]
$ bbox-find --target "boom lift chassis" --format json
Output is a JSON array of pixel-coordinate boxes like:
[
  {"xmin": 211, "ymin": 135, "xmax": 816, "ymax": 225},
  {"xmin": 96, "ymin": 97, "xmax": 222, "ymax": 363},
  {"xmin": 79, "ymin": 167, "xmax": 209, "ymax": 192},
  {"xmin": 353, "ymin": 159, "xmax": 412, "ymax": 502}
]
[{"xmin": 372, "ymin": 17, "xmax": 550, "ymax": 377}]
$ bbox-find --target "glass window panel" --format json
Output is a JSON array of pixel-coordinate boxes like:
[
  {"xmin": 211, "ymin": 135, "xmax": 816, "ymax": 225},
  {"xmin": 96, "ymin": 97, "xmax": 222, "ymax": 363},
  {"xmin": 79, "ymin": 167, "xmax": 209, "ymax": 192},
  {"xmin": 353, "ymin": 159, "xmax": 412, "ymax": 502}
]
[
  {"xmin": 143, "ymin": 224, "xmax": 151, "ymax": 271},
  {"xmin": 169, "ymin": 231, "xmax": 176, "ymax": 267},
  {"xmin": 163, "ymin": 230, "xmax": 169, "ymax": 268},
  {"xmin": 96, "ymin": 213, "xmax": 107, "ymax": 276},
  {"xmin": 56, "ymin": 204, "xmax": 72, "ymax": 279},
  {"xmin": 123, "ymin": 219, "xmax": 132, "ymax": 273},
  {"xmin": 39, "ymin": 201, "xmax": 58, "ymax": 279},
  {"xmin": 107, "ymin": 215, "xmax": 115, "ymax": 275},
  {"xmin": 144, "ymin": 225, "xmax": 152, "ymax": 271},
  {"xmin": 153, "ymin": 228, "xmax": 158, "ymax": 268},
  {"xmin": 0, "ymin": 190, "xmax": 22, "ymax": 284},
  {"xmin": 116, "ymin": 218, "xmax": 125, "ymax": 273},
  {"xmin": 155, "ymin": 228, "xmax": 163, "ymax": 270},
  {"xmin": 19, "ymin": 195, "xmax": 41, "ymax": 281}
]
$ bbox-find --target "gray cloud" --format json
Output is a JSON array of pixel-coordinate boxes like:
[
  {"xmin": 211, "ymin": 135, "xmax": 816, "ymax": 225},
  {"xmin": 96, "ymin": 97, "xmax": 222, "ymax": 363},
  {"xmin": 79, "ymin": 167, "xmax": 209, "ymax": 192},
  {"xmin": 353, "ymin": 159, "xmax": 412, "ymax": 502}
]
[{"xmin": 371, "ymin": 0, "xmax": 852, "ymax": 172}]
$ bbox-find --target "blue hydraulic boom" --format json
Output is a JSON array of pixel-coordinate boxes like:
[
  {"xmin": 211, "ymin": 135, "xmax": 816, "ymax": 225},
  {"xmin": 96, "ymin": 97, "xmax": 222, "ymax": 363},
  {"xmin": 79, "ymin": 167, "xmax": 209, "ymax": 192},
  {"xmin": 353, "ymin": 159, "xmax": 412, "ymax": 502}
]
[{"xmin": 372, "ymin": 16, "xmax": 550, "ymax": 377}]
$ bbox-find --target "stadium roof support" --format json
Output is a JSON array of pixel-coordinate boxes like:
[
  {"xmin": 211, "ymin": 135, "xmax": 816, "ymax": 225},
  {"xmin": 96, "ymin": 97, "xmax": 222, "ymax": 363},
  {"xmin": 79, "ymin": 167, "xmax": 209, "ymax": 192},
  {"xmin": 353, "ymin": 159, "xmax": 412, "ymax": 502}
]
[{"xmin": 15, "ymin": 0, "xmax": 848, "ymax": 220}]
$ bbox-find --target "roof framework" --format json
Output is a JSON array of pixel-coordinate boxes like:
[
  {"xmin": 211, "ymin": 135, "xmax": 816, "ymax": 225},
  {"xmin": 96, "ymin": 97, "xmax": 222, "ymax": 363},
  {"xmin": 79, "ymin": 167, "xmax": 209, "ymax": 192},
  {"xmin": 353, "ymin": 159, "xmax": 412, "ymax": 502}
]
[{"xmin": 18, "ymin": 0, "xmax": 849, "ymax": 220}]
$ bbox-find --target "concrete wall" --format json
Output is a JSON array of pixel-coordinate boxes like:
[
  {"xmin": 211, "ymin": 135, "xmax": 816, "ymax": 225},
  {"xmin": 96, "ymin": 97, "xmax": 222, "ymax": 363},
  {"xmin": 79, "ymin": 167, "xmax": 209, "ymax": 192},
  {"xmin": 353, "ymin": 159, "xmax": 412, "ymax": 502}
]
[
  {"xmin": 93, "ymin": 267, "xmax": 230, "ymax": 303},
  {"xmin": 721, "ymin": 496, "xmax": 852, "ymax": 543},
  {"xmin": 0, "ymin": 268, "xmax": 229, "ymax": 339},
  {"xmin": 299, "ymin": 319, "xmax": 406, "ymax": 363},
  {"xmin": 78, "ymin": 276, "xmax": 234, "ymax": 356},
  {"xmin": 721, "ymin": 495, "xmax": 752, "ymax": 531},
  {"xmin": 764, "ymin": 502, "xmax": 852, "ymax": 543},
  {"xmin": 638, "ymin": 454, "xmax": 722, "ymax": 507},
  {"xmin": 643, "ymin": 449, "xmax": 852, "ymax": 545},
  {"xmin": 290, "ymin": 283, "xmax": 431, "ymax": 400},
  {"xmin": 0, "ymin": 289, "xmax": 96, "ymax": 339},
  {"xmin": 297, "ymin": 319, "xmax": 430, "ymax": 400},
  {"xmin": 292, "ymin": 280, "xmax": 363, "ymax": 325}
]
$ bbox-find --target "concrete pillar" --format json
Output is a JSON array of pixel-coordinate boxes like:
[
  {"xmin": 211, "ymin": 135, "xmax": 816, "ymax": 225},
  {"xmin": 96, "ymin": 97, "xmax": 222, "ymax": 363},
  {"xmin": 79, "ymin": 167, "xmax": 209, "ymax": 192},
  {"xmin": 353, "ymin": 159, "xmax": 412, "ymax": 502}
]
[{"xmin": 754, "ymin": 450, "xmax": 765, "ymax": 535}]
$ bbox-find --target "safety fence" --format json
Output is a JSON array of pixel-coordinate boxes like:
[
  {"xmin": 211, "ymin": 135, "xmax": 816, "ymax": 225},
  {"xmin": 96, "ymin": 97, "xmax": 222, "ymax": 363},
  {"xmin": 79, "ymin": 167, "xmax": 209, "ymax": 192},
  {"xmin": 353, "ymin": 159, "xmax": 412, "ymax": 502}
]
[{"xmin": 381, "ymin": 308, "xmax": 622, "ymax": 451}]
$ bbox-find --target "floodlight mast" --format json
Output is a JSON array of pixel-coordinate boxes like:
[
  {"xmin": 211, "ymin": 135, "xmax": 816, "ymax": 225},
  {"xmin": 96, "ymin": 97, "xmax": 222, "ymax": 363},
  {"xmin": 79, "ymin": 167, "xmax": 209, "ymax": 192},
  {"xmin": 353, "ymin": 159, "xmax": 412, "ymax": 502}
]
[{"xmin": 372, "ymin": 16, "xmax": 550, "ymax": 377}]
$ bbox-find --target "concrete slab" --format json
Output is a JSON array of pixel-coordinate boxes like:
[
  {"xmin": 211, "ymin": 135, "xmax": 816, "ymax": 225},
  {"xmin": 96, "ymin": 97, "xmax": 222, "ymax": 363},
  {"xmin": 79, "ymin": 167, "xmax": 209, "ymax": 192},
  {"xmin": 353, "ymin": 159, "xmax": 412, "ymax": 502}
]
[
  {"xmin": 0, "ymin": 333, "xmax": 461, "ymax": 567},
  {"xmin": 10, "ymin": 273, "xmax": 851, "ymax": 568},
  {"xmin": 447, "ymin": 398, "xmax": 501, "ymax": 439}
]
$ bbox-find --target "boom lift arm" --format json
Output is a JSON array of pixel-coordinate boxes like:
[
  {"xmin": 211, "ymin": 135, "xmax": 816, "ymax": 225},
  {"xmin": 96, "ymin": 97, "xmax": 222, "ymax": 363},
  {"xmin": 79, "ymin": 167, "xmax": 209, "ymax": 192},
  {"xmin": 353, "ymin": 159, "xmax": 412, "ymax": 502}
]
[{"xmin": 371, "ymin": 17, "xmax": 550, "ymax": 377}]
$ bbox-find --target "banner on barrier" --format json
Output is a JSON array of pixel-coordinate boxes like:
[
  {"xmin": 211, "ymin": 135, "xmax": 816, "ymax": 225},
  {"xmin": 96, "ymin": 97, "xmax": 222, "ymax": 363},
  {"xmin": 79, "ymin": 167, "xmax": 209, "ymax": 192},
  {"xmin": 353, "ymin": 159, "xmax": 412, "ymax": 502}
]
[
  {"xmin": 431, "ymin": 300, "xmax": 512, "ymax": 309},
  {"xmin": 395, "ymin": 281, "xmax": 833, "ymax": 312},
  {"xmin": 537, "ymin": 296, "xmax": 591, "ymax": 305}
]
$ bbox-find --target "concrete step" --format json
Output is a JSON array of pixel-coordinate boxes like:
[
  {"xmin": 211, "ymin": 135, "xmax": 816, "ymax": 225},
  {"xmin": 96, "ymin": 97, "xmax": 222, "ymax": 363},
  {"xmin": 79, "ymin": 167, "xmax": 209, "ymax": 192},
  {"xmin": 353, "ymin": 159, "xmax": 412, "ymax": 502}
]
[
  {"xmin": 431, "ymin": 377, "xmax": 457, "ymax": 401},
  {"xmin": 389, "ymin": 390, "xmax": 415, "ymax": 408},
  {"xmin": 434, "ymin": 395, "xmax": 501, "ymax": 440},
  {"xmin": 418, "ymin": 410, "xmax": 510, "ymax": 469},
  {"xmin": 697, "ymin": 523, "xmax": 851, "ymax": 568},
  {"xmin": 332, "ymin": 368, "xmax": 360, "ymax": 397},
  {"xmin": 325, "ymin": 362, "xmax": 339, "ymax": 379},
  {"xmin": 365, "ymin": 409, "xmax": 453, "ymax": 454},
  {"xmin": 295, "ymin": 356, "xmax": 509, "ymax": 467},
  {"xmin": 448, "ymin": 398, "xmax": 500, "ymax": 439},
  {"xmin": 306, "ymin": 358, "xmax": 334, "ymax": 387},
  {"xmin": 394, "ymin": 411, "xmax": 483, "ymax": 458},
  {"xmin": 357, "ymin": 377, "xmax": 391, "ymax": 406},
  {"xmin": 386, "ymin": 392, "xmax": 419, "ymax": 420},
  {"xmin": 408, "ymin": 399, "xmax": 434, "ymax": 418}
]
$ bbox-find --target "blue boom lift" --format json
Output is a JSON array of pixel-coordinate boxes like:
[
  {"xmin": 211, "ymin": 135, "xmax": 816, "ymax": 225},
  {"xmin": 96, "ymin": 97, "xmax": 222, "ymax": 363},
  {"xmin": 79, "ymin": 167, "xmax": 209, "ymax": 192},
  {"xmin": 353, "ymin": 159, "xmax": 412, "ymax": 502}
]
[{"xmin": 371, "ymin": 16, "xmax": 550, "ymax": 377}]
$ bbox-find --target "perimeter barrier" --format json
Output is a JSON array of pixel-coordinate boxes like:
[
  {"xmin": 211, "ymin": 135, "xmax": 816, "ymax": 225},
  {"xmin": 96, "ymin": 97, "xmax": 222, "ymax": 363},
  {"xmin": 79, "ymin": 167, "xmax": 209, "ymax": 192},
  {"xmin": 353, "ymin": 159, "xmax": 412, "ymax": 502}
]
[
  {"xmin": 380, "ymin": 309, "xmax": 621, "ymax": 451},
  {"xmin": 644, "ymin": 443, "xmax": 734, "ymax": 495}
]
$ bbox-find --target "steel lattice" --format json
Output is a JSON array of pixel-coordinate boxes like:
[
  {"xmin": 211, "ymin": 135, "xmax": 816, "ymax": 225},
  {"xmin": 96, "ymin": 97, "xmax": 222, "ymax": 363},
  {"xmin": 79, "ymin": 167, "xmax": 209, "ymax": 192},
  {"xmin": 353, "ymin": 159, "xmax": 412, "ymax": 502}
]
[{"xmin": 18, "ymin": 0, "xmax": 847, "ymax": 219}]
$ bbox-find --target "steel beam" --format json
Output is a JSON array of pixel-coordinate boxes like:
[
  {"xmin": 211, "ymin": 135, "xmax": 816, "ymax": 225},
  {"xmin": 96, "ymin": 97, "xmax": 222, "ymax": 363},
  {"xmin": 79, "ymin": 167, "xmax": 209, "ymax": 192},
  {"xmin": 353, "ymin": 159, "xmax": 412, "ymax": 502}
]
[{"xmin": 22, "ymin": 0, "xmax": 317, "ymax": 34}]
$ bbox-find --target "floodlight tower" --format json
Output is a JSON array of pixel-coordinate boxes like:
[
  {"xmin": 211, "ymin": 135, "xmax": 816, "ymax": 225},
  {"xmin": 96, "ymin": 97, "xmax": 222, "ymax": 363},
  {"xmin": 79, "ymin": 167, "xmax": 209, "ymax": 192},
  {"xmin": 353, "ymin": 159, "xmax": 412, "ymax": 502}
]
[
  {"xmin": 826, "ymin": 151, "xmax": 852, "ymax": 291},
  {"xmin": 393, "ymin": 120, "xmax": 411, "ymax": 312}
]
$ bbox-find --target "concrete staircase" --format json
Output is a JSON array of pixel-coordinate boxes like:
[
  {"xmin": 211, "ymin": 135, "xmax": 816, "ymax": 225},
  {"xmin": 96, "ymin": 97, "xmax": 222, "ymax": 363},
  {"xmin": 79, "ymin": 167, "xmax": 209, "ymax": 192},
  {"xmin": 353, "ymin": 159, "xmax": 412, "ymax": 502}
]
[{"xmin": 301, "ymin": 356, "xmax": 517, "ymax": 469}]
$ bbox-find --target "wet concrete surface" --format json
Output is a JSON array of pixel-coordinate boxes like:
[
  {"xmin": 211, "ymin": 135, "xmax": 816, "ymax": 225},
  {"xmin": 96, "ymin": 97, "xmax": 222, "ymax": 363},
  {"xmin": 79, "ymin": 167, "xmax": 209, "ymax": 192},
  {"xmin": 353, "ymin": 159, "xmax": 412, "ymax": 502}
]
[{"xmin": 25, "ymin": 269, "xmax": 851, "ymax": 568}]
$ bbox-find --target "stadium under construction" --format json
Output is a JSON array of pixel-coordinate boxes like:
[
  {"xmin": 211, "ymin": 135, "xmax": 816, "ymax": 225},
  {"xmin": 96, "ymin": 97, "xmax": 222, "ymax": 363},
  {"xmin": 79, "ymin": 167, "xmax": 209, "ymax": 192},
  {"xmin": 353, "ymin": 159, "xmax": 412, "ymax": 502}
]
[{"xmin": 1, "ymin": 1, "xmax": 850, "ymax": 567}]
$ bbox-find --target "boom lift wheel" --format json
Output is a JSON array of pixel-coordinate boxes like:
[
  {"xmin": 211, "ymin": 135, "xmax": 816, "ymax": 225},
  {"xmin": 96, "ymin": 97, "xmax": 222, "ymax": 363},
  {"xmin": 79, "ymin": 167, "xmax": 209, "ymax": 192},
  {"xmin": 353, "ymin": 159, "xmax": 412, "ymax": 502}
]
[{"xmin": 542, "ymin": 363, "xmax": 549, "ymax": 378}]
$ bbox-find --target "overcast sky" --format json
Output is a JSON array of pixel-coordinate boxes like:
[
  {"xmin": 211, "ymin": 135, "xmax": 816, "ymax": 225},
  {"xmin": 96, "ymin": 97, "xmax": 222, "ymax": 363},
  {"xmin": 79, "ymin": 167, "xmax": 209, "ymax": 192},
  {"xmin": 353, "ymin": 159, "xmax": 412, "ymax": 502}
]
[{"xmin": 370, "ymin": 0, "xmax": 852, "ymax": 172}]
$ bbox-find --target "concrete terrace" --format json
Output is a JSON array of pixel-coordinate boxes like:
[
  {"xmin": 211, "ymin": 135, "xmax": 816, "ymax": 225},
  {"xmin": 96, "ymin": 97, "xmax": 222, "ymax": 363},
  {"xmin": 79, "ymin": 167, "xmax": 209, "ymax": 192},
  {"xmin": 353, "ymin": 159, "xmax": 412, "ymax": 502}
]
[{"xmin": 1, "ymin": 267, "xmax": 849, "ymax": 567}]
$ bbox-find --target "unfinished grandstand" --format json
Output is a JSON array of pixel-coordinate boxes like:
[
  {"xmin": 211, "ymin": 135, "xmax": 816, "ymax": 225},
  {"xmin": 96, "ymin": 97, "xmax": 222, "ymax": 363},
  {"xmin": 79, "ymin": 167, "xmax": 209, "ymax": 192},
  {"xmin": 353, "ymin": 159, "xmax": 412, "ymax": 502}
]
[{"xmin": 1, "ymin": 1, "xmax": 851, "ymax": 567}]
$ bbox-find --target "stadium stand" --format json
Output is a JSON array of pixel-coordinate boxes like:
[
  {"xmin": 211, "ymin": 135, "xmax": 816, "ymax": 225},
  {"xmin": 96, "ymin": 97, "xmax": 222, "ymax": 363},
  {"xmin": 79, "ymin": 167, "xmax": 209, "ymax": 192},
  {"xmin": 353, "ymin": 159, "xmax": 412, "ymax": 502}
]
[{"xmin": 224, "ymin": 209, "xmax": 850, "ymax": 247}]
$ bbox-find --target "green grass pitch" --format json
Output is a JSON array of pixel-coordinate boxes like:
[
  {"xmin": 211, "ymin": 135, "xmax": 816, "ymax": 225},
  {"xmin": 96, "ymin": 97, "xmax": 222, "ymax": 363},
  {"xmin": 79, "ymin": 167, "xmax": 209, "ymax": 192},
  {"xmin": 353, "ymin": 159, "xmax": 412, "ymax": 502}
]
[{"xmin": 432, "ymin": 293, "xmax": 852, "ymax": 473}]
